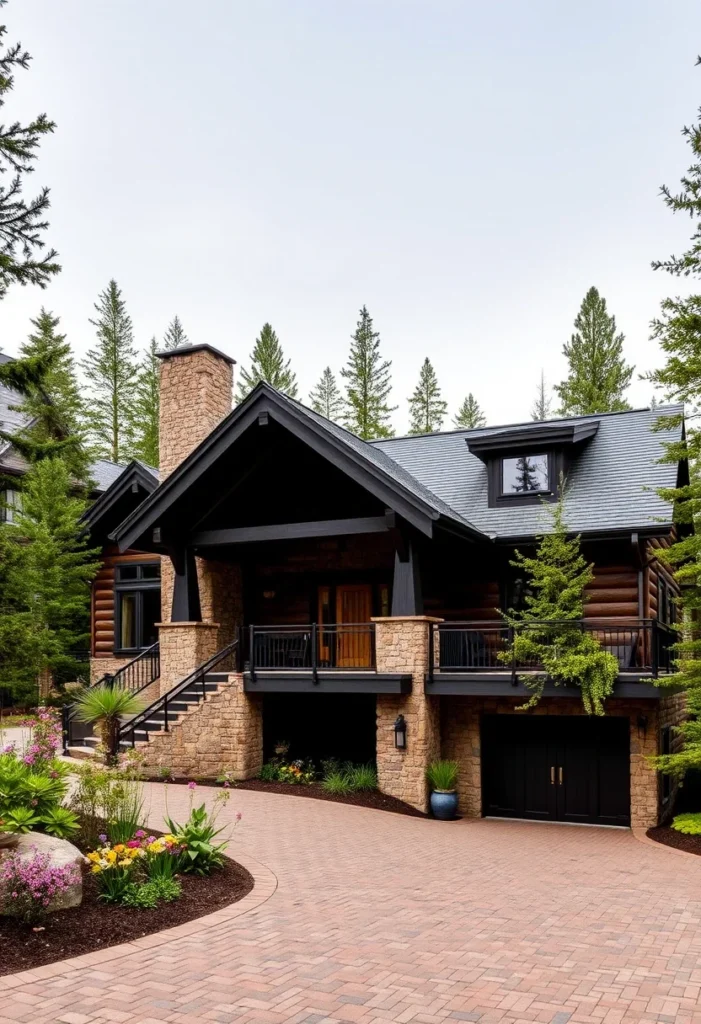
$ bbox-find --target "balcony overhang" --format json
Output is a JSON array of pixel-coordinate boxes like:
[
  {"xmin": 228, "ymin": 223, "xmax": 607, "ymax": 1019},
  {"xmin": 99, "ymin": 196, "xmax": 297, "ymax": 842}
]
[
  {"xmin": 424, "ymin": 673, "xmax": 673, "ymax": 699},
  {"xmin": 244, "ymin": 671, "xmax": 412, "ymax": 694}
]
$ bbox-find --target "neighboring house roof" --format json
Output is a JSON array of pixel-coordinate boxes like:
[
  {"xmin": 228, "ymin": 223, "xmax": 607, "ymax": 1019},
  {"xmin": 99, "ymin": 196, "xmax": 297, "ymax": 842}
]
[
  {"xmin": 373, "ymin": 405, "xmax": 684, "ymax": 540},
  {"xmin": 0, "ymin": 353, "xmax": 34, "ymax": 459},
  {"xmin": 81, "ymin": 459, "xmax": 159, "ymax": 534}
]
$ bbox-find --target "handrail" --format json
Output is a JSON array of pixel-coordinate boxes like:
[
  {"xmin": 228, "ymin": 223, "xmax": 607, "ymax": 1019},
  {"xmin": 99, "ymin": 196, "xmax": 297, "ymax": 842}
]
[
  {"xmin": 247, "ymin": 623, "xmax": 376, "ymax": 677},
  {"xmin": 118, "ymin": 637, "xmax": 239, "ymax": 749}
]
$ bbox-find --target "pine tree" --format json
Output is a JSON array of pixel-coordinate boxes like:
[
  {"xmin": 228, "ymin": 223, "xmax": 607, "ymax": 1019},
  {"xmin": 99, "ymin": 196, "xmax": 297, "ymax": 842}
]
[
  {"xmin": 162, "ymin": 314, "xmax": 189, "ymax": 350},
  {"xmin": 130, "ymin": 337, "xmax": 160, "ymax": 467},
  {"xmin": 531, "ymin": 370, "xmax": 552, "ymax": 421},
  {"xmin": 82, "ymin": 280, "xmax": 138, "ymax": 463},
  {"xmin": 554, "ymin": 288, "xmax": 634, "ymax": 414},
  {"xmin": 341, "ymin": 306, "xmax": 396, "ymax": 439},
  {"xmin": 501, "ymin": 492, "xmax": 619, "ymax": 714},
  {"xmin": 643, "ymin": 61, "xmax": 701, "ymax": 779},
  {"xmin": 236, "ymin": 323, "xmax": 298, "ymax": 401},
  {"xmin": 0, "ymin": 457, "xmax": 100, "ymax": 696},
  {"xmin": 309, "ymin": 367, "xmax": 344, "ymax": 421},
  {"xmin": 407, "ymin": 358, "xmax": 447, "ymax": 434},
  {"xmin": 453, "ymin": 393, "xmax": 486, "ymax": 429},
  {"xmin": 0, "ymin": 2, "xmax": 60, "ymax": 299},
  {"xmin": 19, "ymin": 309, "xmax": 83, "ymax": 433}
]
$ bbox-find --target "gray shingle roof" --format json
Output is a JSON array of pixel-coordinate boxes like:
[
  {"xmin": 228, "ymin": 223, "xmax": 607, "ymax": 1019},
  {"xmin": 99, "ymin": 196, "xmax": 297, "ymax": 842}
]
[{"xmin": 372, "ymin": 406, "xmax": 683, "ymax": 539}]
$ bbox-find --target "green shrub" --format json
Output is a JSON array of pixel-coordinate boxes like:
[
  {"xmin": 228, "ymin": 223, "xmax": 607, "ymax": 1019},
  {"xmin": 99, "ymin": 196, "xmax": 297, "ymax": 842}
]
[
  {"xmin": 322, "ymin": 771, "xmax": 352, "ymax": 794},
  {"xmin": 671, "ymin": 813, "xmax": 701, "ymax": 835},
  {"xmin": 164, "ymin": 792, "xmax": 232, "ymax": 876},
  {"xmin": 40, "ymin": 806, "xmax": 81, "ymax": 839},
  {"xmin": 426, "ymin": 760, "xmax": 459, "ymax": 792},
  {"xmin": 121, "ymin": 877, "xmax": 181, "ymax": 909},
  {"xmin": 346, "ymin": 764, "xmax": 377, "ymax": 791},
  {"xmin": 73, "ymin": 684, "xmax": 145, "ymax": 759},
  {"xmin": 259, "ymin": 760, "xmax": 280, "ymax": 782},
  {"xmin": 70, "ymin": 761, "xmax": 146, "ymax": 848},
  {"xmin": 0, "ymin": 749, "xmax": 77, "ymax": 837}
]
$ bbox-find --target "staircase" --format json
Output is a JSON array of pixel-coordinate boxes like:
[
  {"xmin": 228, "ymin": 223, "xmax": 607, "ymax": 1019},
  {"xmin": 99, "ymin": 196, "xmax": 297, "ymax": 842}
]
[{"xmin": 117, "ymin": 640, "xmax": 240, "ymax": 753}]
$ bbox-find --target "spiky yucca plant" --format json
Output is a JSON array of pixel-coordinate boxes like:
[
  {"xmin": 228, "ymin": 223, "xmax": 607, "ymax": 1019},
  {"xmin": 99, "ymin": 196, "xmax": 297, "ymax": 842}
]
[{"xmin": 73, "ymin": 685, "xmax": 145, "ymax": 760}]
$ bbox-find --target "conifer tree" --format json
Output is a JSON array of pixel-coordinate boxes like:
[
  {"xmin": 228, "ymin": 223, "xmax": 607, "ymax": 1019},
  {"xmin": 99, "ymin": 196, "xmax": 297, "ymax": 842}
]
[
  {"xmin": 501, "ymin": 492, "xmax": 618, "ymax": 715},
  {"xmin": 0, "ymin": 457, "xmax": 100, "ymax": 697},
  {"xmin": 130, "ymin": 337, "xmax": 160, "ymax": 466},
  {"xmin": 18, "ymin": 309, "xmax": 83, "ymax": 433},
  {"xmin": 309, "ymin": 366, "xmax": 344, "ymax": 421},
  {"xmin": 554, "ymin": 288, "xmax": 634, "ymax": 414},
  {"xmin": 0, "ymin": 1, "xmax": 60, "ymax": 299},
  {"xmin": 453, "ymin": 393, "xmax": 486, "ymax": 429},
  {"xmin": 408, "ymin": 357, "xmax": 447, "ymax": 434},
  {"xmin": 162, "ymin": 314, "xmax": 189, "ymax": 350},
  {"xmin": 643, "ymin": 61, "xmax": 701, "ymax": 779},
  {"xmin": 531, "ymin": 370, "xmax": 552, "ymax": 421},
  {"xmin": 82, "ymin": 280, "xmax": 138, "ymax": 463},
  {"xmin": 236, "ymin": 322, "xmax": 298, "ymax": 401},
  {"xmin": 341, "ymin": 306, "xmax": 396, "ymax": 439}
]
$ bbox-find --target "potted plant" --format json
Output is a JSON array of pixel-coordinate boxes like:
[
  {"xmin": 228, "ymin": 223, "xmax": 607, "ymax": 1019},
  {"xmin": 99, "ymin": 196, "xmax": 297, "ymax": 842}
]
[{"xmin": 426, "ymin": 760, "xmax": 459, "ymax": 820}]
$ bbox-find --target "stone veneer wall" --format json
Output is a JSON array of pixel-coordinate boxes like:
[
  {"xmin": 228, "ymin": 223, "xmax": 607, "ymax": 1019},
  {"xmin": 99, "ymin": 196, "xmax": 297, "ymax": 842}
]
[
  {"xmin": 157, "ymin": 622, "xmax": 221, "ymax": 696},
  {"xmin": 375, "ymin": 617, "xmax": 441, "ymax": 813},
  {"xmin": 138, "ymin": 673, "xmax": 263, "ymax": 780},
  {"xmin": 89, "ymin": 655, "xmax": 138, "ymax": 685},
  {"xmin": 158, "ymin": 347, "xmax": 233, "ymax": 479},
  {"xmin": 439, "ymin": 695, "xmax": 674, "ymax": 829},
  {"xmin": 659, "ymin": 690, "xmax": 687, "ymax": 822}
]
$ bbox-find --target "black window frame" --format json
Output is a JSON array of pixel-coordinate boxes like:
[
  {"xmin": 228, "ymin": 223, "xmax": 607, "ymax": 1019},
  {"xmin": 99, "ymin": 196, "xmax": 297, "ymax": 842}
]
[
  {"xmin": 114, "ymin": 561, "xmax": 161, "ymax": 655},
  {"xmin": 487, "ymin": 450, "xmax": 565, "ymax": 509}
]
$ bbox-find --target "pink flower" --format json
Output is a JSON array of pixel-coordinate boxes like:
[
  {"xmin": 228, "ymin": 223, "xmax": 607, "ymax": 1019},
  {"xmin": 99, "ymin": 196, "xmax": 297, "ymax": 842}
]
[
  {"xmin": 187, "ymin": 781, "xmax": 197, "ymax": 790},
  {"xmin": 236, "ymin": 812, "xmax": 242, "ymax": 821}
]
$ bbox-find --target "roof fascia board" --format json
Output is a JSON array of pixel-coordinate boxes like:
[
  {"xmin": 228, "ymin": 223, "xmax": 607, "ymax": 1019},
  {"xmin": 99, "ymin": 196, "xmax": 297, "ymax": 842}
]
[
  {"xmin": 493, "ymin": 523, "xmax": 675, "ymax": 545},
  {"xmin": 82, "ymin": 461, "xmax": 158, "ymax": 529},
  {"xmin": 467, "ymin": 421, "xmax": 599, "ymax": 462}
]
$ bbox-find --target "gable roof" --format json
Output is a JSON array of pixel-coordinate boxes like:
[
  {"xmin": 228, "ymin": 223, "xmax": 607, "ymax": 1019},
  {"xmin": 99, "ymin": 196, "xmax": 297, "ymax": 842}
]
[
  {"xmin": 373, "ymin": 405, "xmax": 684, "ymax": 540},
  {"xmin": 111, "ymin": 382, "xmax": 483, "ymax": 551},
  {"xmin": 81, "ymin": 459, "xmax": 159, "ymax": 533}
]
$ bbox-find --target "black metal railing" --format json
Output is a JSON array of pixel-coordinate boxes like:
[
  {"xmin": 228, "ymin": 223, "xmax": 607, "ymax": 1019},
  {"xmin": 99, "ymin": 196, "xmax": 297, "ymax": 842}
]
[
  {"xmin": 428, "ymin": 619, "xmax": 677, "ymax": 683},
  {"xmin": 118, "ymin": 638, "xmax": 240, "ymax": 749},
  {"xmin": 247, "ymin": 623, "xmax": 376, "ymax": 683},
  {"xmin": 62, "ymin": 642, "xmax": 161, "ymax": 752}
]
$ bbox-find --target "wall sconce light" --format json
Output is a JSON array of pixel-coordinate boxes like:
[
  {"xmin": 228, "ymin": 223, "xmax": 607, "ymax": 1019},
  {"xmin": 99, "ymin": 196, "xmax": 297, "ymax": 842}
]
[
  {"xmin": 394, "ymin": 714, "xmax": 407, "ymax": 750},
  {"xmin": 637, "ymin": 714, "xmax": 648, "ymax": 738}
]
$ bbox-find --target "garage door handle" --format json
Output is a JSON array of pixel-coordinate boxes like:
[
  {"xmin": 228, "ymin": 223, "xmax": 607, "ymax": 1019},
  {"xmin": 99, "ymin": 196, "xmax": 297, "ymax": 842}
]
[
  {"xmin": 550, "ymin": 766, "xmax": 555, "ymax": 785},
  {"xmin": 558, "ymin": 767, "xmax": 564, "ymax": 786}
]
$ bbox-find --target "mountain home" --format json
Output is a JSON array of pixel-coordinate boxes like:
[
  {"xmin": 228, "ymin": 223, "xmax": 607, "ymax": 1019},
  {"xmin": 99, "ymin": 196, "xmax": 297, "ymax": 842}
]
[{"xmin": 73, "ymin": 343, "xmax": 686, "ymax": 828}]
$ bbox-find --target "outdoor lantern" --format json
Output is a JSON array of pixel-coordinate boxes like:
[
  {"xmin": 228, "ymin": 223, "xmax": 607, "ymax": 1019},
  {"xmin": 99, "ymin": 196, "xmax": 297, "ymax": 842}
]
[{"xmin": 394, "ymin": 714, "xmax": 407, "ymax": 750}]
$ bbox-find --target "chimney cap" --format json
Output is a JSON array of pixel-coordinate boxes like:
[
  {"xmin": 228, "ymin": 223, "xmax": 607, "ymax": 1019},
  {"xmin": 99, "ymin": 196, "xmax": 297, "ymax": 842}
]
[{"xmin": 155, "ymin": 342, "xmax": 236, "ymax": 365}]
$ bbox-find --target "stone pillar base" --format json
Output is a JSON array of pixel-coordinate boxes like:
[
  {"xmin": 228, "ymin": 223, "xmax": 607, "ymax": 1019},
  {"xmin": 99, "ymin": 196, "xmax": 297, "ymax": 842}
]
[
  {"xmin": 373, "ymin": 616, "xmax": 442, "ymax": 813},
  {"xmin": 156, "ymin": 620, "xmax": 220, "ymax": 697}
]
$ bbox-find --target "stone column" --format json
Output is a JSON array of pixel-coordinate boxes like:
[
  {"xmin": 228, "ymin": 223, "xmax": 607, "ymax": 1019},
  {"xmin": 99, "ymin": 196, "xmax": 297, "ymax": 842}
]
[
  {"xmin": 374, "ymin": 616, "xmax": 442, "ymax": 812},
  {"xmin": 156, "ymin": 621, "xmax": 221, "ymax": 696}
]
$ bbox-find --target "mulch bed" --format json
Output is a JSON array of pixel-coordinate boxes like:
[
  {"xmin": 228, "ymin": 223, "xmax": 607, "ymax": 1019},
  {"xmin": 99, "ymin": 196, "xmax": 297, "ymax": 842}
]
[
  {"xmin": 646, "ymin": 825, "xmax": 701, "ymax": 857},
  {"xmin": 0, "ymin": 853, "xmax": 253, "ymax": 977},
  {"xmin": 163, "ymin": 777, "xmax": 427, "ymax": 817}
]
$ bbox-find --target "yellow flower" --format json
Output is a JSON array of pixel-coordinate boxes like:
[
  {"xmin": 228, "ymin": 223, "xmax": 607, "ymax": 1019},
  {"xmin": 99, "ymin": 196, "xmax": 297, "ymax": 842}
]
[
  {"xmin": 87, "ymin": 851, "xmax": 100, "ymax": 863},
  {"xmin": 106, "ymin": 850, "xmax": 117, "ymax": 864},
  {"xmin": 91, "ymin": 864, "xmax": 102, "ymax": 874},
  {"xmin": 113, "ymin": 844, "xmax": 125, "ymax": 854},
  {"xmin": 118, "ymin": 859, "xmax": 131, "ymax": 867}
]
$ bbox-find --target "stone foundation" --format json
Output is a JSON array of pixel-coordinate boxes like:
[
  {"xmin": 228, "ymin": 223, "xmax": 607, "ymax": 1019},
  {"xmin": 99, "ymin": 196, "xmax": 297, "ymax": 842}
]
[
  {"xmin": 157, "ymin": 621, "xmax": 221, "ymax": 695},
  {"xmin": 440, "ymin": 695, "xmax": 671, "ymax": 829},
  {"xmin": 89, "ymin": 655, "xmax": 138, "ymax": 685},
  {"xmin": 138, "ymin": 673, "xmax": 263, "ymax": 779},
  {"xmin": 375, "ymin": 617, "xmax": 441, "ymax": 812}
]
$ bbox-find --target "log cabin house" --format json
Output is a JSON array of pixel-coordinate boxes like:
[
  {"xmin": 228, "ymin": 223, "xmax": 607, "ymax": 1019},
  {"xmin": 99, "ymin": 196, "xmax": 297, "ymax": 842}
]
[{"xmin": 69, "ymin": 343, "xmax": 687, "ymax": 829}]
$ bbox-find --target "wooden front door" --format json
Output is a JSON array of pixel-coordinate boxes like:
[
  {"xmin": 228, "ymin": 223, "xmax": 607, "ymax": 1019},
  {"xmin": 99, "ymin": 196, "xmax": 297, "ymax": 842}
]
[
  {"xmin": 335, "ymin": 584, "xmax": 373, "ymax": 668},
  {"xmin": 481, "ymin": 715, "xmax": 630, "ymax": 826}
]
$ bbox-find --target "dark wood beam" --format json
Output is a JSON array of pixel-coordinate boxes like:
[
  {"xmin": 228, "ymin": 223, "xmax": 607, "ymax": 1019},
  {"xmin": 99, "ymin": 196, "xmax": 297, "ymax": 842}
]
[
  {"xmin": 391, "ymin": 540, "xmax": 423, "ymax": 615},
  {"xmin": 170, "ymin": 546, "xmax": 202, "ymax": 622},
  {"xmin": 192, "ymin": 513, "xmax": 396, "ymax": 547}
]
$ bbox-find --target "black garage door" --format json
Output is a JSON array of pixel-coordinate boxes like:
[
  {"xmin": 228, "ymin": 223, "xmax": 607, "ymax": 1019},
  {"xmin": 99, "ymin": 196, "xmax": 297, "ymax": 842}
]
[{"xmin": 482, "ymin": 714, "xmax": 630, "ymax": 827}]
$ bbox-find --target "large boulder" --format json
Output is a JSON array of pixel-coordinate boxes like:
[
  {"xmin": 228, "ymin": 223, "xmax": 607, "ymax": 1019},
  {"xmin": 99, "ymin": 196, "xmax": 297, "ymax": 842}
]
[{"xmin": 0, "ymin": 831, "xmax": 85, "ymax": 913}]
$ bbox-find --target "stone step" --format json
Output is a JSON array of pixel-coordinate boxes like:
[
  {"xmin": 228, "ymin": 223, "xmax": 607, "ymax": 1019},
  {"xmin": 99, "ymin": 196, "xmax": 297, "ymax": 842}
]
[{"xmin": 66, "ymin": 745, "xmax": 100, "ymax": 761}]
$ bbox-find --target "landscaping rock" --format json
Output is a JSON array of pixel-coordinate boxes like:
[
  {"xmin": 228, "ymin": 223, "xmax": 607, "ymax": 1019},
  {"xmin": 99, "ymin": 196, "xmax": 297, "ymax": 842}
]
[{"xmin": 0, "ymin": 831, "xmax": 85, "ymax": 913}]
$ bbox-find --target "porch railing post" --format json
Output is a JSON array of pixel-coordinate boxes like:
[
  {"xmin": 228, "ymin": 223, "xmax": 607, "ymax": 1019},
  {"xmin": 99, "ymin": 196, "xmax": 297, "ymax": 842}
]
[
  {"xmin": 651, "ymin": 620, "xmax": 659, "ymax": 678},
  {"xmin": 311, "ymin": 623, "xmax": 318, "ymax": 685},
  {"xmin": 249, "ymin": 624, "xmax": 256, "ymax": 683}
]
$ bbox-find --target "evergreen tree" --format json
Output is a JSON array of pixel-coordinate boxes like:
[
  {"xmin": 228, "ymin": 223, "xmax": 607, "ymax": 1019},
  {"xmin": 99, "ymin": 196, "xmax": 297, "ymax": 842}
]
[
  {"xmin": 236, "ymin": 322, "xmax": 298, "ymax": 401},
  {"xmin": 408, "ymin": 357, "xmax": 448, "ymax": 434},
  {"xmin": 531, "ymin": 370, "xmax": 552, "ymax": 421},
  {"xmin": 82, "ymin": 280, "xmax": 138, "ymax": 463},
  {"xmin": 309, "ymin": 366, "xmax": 344, "ymax": 421},
  {"xmin": 341, "ymin": 306, "xmax": 396, "ymax": 439},
  {"xmin": 0, "ymin": 457, "xmax": 100, "ymax": 698},
  {"xmin": 130, "ymin": 337, "xmax": 160, "ymax": 467},
  {"xmin": 162, "ymin": 314, "xmax": 189, "ymax": 350},
  {"xmin": 453, "ymin": 393, "xmax": 486, "ymax": 429},
  {"xmin": 19, "ymin": 309, "xmax": 83, "ymax": 433},
  {"xmin": 554, "ymin": 287, "xmax": 634, "ymax": 414},
  {"xmin": 0, "ymin": 1, "xmax": 60, "ymax": 299},
  {"xmin": 643, "ymin": 62, "xmax": 701, "ymax": 779},
  {"xmin": 501, "ymin": 492, "xmax": 619, "ymax": 715}
]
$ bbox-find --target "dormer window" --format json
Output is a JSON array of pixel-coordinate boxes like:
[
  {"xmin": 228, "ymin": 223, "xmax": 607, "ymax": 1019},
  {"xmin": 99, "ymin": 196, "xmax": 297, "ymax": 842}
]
[{"xmin": 501, "ymin": 454, "xmax": 549, "ymax": 495}]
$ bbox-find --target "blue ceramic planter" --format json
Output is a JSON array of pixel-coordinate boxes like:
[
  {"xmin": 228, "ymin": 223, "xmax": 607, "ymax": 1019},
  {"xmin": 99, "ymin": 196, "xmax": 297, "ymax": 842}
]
[{"xmin": 430, "ymin": 790, "xmax": 458, "ymax": 820}]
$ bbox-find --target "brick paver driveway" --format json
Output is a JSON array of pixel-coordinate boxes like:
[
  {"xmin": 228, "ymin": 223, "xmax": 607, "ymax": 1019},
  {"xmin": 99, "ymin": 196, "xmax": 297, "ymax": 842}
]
[{"xmin": 3, "ymin": 784, "xmax": 701, "ymax": 1024}]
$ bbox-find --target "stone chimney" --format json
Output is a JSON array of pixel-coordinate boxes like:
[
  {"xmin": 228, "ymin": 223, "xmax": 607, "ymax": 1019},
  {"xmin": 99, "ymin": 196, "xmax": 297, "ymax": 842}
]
[{"xmin": 157, "ymin": 343, "xmax": 236, "ymax": 478}]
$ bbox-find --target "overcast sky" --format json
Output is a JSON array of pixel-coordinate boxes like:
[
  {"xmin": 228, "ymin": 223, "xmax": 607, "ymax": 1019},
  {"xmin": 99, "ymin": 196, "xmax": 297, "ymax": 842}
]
[{"xmin": 1, "ymin": 0, "xmax": 700, "ymax": 434}]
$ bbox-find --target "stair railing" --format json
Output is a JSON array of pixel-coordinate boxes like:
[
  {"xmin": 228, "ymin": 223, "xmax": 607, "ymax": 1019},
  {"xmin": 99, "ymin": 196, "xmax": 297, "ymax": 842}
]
[{"xmin": 118, "ymin": 637, "xmax": 240, "ymax": 749}]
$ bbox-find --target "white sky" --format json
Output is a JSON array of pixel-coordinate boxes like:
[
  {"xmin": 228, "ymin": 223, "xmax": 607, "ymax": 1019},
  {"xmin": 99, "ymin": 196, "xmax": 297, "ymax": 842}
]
[{"xmin": 1, "ymin": 0, "xmax": 700, "ymax": 435}]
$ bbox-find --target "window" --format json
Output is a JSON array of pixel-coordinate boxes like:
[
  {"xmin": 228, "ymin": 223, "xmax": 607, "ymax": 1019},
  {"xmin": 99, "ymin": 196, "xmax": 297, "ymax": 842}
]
[
  {"xmin": 501, "ymin": 454, "xmax": 549, "ymax": 495},
  {"xmin": 0, "ymin": 488, "xmax": 22, "ymax": 524},
  {"xmin": 658, "ymin": 576, "xmax": 677, "ymax": 626},
  {"xmin": 114, "ymin": 562, "xmax": 161, "ymax": 652}
]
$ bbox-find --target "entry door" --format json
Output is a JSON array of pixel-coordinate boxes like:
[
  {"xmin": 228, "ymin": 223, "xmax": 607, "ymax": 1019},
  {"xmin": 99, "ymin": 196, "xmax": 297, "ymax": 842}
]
[
  {"xmin": 335, "ymin": 584, "xmax": 373, "ymax": 667},
  {"xmin": 482, "ymin": 715, "xmax": 630, "ymax": 826}
]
